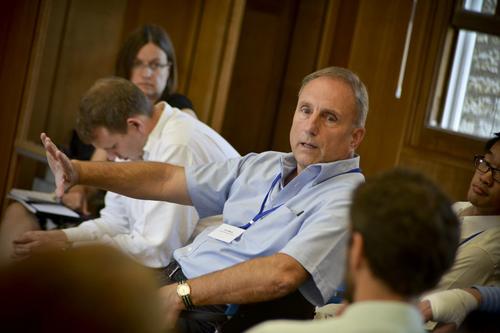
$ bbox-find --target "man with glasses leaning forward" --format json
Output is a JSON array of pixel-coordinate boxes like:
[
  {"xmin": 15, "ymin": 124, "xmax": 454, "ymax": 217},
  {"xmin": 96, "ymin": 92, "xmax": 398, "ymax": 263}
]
[{"xmin": 420, "ymin": 132, "xmax": 500, "ymax": 330}]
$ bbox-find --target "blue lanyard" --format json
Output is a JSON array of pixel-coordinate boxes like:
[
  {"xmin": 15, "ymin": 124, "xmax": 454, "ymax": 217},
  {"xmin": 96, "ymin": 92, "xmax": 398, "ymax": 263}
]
[
  {"xmin": 459, "ymin": 230, "xmax": 484, "ymax": 246},
  {"xmin": 240, "ymin": 167, "xmax": 362, "ymax": 230},
  {"xmin": 241, "ymin": 173, "xmax": 282, "ymax": 230}
]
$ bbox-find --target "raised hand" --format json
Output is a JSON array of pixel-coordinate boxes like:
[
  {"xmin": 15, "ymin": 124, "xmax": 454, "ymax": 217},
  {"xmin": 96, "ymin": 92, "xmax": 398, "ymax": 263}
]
[{"xmin": 40, "ymin": 133, "xmax": 79, "ymax": 197}]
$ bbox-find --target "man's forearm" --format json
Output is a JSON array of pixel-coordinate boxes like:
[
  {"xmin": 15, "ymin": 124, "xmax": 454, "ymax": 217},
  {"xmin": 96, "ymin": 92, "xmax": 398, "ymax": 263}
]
[
  {"xmin": 73, "ymin": 160, "xmax": 192, "ymax": 205},
  {"xmin": 188, "ymin": 253, "xmax": 309, "ymax": 306}
]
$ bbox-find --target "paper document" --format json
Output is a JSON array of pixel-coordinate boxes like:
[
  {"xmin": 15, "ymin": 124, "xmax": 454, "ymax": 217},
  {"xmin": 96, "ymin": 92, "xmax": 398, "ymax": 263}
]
[
  {"xmin": 8, "ymin": 188, "xmax": 80, "ymax": 220},
  {"xmin": 9, "ymin": 189, "xmax": 58, "ymax": 203},
  {"xmin": 30, "ymin": 203, "xmax": 80, "ymax": 218}
]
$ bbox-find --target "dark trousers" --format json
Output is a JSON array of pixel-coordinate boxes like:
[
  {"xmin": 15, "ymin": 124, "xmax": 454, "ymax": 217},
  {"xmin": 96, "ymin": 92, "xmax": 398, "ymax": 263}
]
[
  {"xmin": 220, "ymin": 289, "xmax": 315, "ymax": 332},
  {"xmin": 159, "ymin": 261, "xmax": 315, "ymax": 333}
]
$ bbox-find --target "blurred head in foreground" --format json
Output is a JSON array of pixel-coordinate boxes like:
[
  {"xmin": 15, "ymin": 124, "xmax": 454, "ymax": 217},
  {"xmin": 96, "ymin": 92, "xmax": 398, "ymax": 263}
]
[
  {"xmin": 0, "ymin": 245, "xmax": 163, "ymax": 333},
  {"xmin": 345, "ymin": 168, "xmax": 460, "ymax": 301}
]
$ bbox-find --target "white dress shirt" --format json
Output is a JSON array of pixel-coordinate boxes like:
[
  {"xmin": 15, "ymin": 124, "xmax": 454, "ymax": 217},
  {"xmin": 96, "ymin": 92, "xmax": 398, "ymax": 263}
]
[{"xmin": 63, "ymin": 102, "xmax": 239, "ymax": 267}]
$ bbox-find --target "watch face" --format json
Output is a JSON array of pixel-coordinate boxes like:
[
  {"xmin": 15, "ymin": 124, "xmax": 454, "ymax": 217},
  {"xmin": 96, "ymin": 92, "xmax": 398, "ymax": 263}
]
[{"xmin": 177, "ymin": 283, "xmax": 190, "ymax": 296}]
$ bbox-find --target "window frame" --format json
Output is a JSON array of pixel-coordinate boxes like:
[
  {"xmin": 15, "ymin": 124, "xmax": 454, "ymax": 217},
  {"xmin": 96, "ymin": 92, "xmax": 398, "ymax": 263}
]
[{"xmin": 405, "ymin": 0, "xmax": 499, "ymax": 160}]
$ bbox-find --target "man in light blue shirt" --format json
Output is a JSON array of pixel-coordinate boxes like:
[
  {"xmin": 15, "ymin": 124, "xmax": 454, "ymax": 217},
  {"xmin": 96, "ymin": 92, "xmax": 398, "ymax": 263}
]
[{"xmin": 39, "ymin": 66, "xmax": 369, "ymax": 332}]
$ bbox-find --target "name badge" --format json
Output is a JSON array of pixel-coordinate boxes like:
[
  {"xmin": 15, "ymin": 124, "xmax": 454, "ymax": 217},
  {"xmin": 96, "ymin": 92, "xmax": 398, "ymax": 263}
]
[{"xmin": 208, "ymin": 224, "xmax": 245, "ymax": 243}]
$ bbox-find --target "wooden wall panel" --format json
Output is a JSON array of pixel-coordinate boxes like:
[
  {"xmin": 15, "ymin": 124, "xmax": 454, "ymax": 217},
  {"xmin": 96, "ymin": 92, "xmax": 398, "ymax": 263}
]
[
  {"xmin": 45, "ymin": 0, "xmax": 128, "ymax": 146},
  {"xmin": 348, "ymin": 0, "xmax": 413, "ymax": 176},
  {"xmin": 25, "ymin": 0, "xmax": 68, "ymax": 143},
  {"xmin": 209, "ymin": 1, "xmax": 246, "ymax": 132},
  {"xmin": 0, "ymin": 0, "xmax": 41, "ymax": 209},
  {"xmin": 8, "ymin": 0, "xmax": 66, "ymax": 192},
  {"xmin": 186, "ymin": 0, "xmax": 244, "ymax": 124},
  {"xmin": 221, "ymin": 0, "xmax": 300, "ymax": 155},
  {"xmin": 325, "ymin": 0, "xmax": 359, "ymax": 67},
  {"xmin": 399, "ymin": 148, "xmax": 473, "ymax": 201}
]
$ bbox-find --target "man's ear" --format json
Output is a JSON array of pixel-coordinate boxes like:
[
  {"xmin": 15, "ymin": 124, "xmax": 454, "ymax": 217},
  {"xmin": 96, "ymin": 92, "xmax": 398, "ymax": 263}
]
[
  {"xmin": 349, "ymin": 231, "xmax": 365, "ymax": 271},
  {"xmin": 350, "ymin": 127, "xmax": 365, "ymax": 151},
  {"xmin": 126, "ymin": 117, "xmax": 146, "ymax": 134}
]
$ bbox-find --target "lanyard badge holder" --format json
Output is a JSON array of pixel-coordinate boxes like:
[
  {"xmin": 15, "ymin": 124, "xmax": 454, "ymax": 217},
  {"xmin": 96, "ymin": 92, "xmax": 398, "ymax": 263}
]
[{"xmin": 208, "ymin": 173, "xmax": 282, "ymax": 243}]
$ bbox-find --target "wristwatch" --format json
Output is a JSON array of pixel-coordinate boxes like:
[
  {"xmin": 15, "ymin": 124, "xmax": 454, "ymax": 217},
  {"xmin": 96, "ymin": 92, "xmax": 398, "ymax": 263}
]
[{"xmin": 176, "ymin": 280, "xmax": 194, "ymax": 310}]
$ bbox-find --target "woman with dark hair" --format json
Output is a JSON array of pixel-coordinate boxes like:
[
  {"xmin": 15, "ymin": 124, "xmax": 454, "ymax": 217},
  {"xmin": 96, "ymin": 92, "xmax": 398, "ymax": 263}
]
[{"xmin": 115, "ymin": 24, "xmax": 194, "ymax": 112}]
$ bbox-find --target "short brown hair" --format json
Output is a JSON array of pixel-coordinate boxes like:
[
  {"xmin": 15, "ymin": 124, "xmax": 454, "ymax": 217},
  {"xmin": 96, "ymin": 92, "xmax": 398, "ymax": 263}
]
[
  {"xmin": 77, "ymin": 77, "xmax": 152, "ymax": 143},
  {"xmin": 350, "ymin": 168, "xmax": 460, "ymax": 297}
]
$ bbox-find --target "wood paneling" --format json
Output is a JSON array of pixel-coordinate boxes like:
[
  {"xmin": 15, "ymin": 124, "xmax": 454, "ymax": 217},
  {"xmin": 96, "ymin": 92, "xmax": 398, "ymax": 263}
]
[
  {"xmin": 325, "ymin": 0, "xmax": 359, "ymax": 67},
  {"xmin": 348, "ymin": 0, "xmax": 413, "ymax": 175},
  {"xmin": 221, "ymin": 0, "xmax": 300, "ymax": 155},
  {"xmin": 399, "ymin": 147, "xmax": 473, "ymax": 201},
  {"xmin": 12, "ymin": 0, "xmax": 69, "ymax": 192},
  {"xmin": 186, "ymin": 0, "xmax": 244, "ymax": 124},
  {"xmin": 46, "ymin": 0, "xmax": 128, "ymax": 145},
  {"xmin": 25, "ymin": 0, "xmax": 68, "ymax": 143},
  {"xmin": 210, "ymin": 1, "xmax": 246, "ymax": 132},
  {"xmin": 0, "ymin": 0, "xmax": 41, "ymax": 209}
]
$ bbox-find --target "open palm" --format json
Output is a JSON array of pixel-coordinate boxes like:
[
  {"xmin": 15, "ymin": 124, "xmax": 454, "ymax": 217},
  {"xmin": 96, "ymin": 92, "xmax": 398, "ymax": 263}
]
[{"xmin": 40, "ymin": 133, "xmax": 78, "ymax": 197}]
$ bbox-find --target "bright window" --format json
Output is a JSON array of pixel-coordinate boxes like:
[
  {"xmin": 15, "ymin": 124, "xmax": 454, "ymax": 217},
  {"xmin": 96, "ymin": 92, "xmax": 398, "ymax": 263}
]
[{"xmin": 431, "ymin": 0, "xmax": 500, "ymax": 139}]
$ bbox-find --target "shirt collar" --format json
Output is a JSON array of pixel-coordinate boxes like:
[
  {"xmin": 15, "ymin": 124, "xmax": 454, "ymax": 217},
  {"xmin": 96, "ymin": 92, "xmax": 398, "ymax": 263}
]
[
  {"xmin": 279, "ymin": 153, "xmax": 361, "ymax": 186},
  {"xmin": 455, "ymin": 202, "xmax": 500, "ymax": 240},
  {"xmin": 142, "ymin": 102, "xmax": 172, "ymax": 155}
]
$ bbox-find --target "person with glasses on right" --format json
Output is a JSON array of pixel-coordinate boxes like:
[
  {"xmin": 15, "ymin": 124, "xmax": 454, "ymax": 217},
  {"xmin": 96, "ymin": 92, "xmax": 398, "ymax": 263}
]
[{"xmin": 420, "ymin": 132, "xmax": 500, "ymax": 331}]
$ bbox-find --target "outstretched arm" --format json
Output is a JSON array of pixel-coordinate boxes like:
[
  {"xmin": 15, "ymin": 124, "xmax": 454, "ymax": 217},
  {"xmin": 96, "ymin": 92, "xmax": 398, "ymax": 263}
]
[{"xmin": 41, "ymin": 133, "xmax": 192, "ymax": 205}]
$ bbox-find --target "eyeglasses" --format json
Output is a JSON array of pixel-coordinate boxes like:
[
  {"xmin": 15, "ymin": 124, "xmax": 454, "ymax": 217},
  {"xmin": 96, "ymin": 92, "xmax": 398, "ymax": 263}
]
[
  {"xmin": 132, "ymin": 61, "xmax": 169, "ymax": 71},
  {"xmin": 474, "ymin": 155, "xmax": 500, "ymax": 183}
]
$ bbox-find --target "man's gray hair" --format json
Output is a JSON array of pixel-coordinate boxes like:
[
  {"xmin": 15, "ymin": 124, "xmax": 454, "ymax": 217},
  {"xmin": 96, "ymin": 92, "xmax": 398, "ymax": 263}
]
[{"xmin": 300, "ymin": 66, "xmax": 369, "ymax": 127}]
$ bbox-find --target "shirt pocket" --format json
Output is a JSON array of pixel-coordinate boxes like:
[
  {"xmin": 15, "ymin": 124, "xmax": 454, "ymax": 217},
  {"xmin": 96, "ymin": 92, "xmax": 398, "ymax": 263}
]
[{"xmin": 239, "ymin": 204, "xmax": 302, "ymax": 255}]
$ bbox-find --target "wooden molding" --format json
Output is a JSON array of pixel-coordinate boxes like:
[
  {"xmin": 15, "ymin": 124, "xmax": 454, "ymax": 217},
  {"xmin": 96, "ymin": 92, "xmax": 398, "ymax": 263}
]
[{"xmin": 210, "ymin": 0, "xmax": 246, "ymax": 132}]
